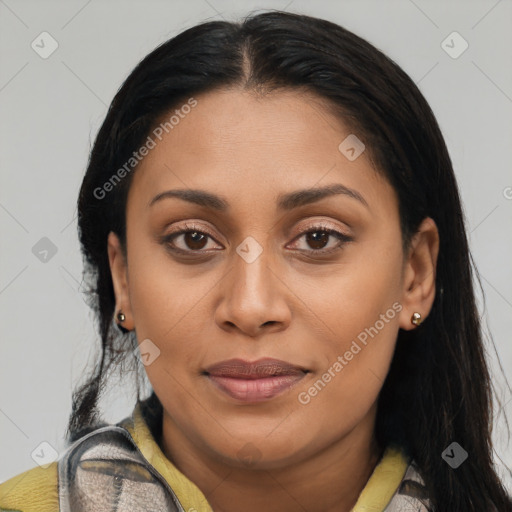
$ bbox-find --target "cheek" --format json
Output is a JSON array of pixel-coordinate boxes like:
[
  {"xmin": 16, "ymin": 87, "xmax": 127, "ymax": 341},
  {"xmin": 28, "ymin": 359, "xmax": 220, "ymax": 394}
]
[
  {"xmin": 296, "ymin": 316, "xmax": 399, "ymax": 436},
  {"xmin": 292, "ymin": 237, "xmax": 403, "ymax": 420},
  {"xmin": 300, "ymin": 238, "xmax": 403, "ymax": 340},
  {"xmin": 125, "ymin": 230, "xmax": 208, "ymax": 337}
]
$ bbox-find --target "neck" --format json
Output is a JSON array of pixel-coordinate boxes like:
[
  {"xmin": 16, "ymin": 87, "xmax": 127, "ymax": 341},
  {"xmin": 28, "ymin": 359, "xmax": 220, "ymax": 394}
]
[{"xmin": 160, "ymin": 406, "xmax": 382, "ymax": 512}]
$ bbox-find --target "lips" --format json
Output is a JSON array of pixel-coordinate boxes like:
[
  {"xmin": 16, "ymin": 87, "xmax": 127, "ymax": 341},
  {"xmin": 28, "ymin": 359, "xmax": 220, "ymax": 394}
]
[{"xmin": 204, "ymin": 358, "xmax": 308, "ymax": 402}]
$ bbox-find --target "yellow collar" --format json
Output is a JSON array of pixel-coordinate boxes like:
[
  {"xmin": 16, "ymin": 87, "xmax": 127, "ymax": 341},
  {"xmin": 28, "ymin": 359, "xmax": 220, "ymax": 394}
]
[{"xmin": 122, "ymin": 403, "xmax": 408, "ymax": 512}]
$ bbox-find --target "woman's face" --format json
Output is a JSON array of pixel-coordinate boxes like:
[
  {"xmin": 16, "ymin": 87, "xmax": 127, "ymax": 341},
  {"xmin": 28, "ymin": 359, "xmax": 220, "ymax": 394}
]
[{"xmin": 109, "ymin": 88, "xmax": 437, "ymax": 469}]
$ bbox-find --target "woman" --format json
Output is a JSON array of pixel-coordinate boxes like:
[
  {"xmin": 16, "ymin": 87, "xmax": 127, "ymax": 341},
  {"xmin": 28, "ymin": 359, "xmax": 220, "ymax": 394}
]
[{"xmin": 1, "ymin": 9, "xmax": 510, "ymax": 512}]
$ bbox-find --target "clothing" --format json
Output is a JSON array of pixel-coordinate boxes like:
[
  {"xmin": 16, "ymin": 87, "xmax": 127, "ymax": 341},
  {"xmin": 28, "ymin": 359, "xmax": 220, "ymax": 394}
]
[{"xmin": 0, "ymin": 400, "xmax": 431, "ymax": 511}]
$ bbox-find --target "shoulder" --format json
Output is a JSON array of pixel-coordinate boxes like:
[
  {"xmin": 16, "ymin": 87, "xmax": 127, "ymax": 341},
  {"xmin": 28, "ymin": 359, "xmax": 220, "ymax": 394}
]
[
  {"xmin": 0, "ymin": 461, "xmax": 59, "ymax": 512},
  {"xmin": 384, "ymin": 459, "xmax": 431, "ymax": 511},
  {"xmin": 58, "ymin": 423, "xmax": 183, "ymax": 511}
]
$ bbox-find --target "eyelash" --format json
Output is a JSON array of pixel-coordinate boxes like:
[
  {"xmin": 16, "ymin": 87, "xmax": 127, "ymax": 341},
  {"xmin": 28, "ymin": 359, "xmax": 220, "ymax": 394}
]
[{"xmin": 161, "ymin": 221, "xmax": 352, "ymax": 257}]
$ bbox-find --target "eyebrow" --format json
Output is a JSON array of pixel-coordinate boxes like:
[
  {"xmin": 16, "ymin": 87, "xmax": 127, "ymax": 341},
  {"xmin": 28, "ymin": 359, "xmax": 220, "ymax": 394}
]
[{"xmin": 148, "ymin": 183, "xmax": 368, "ymax": 211}]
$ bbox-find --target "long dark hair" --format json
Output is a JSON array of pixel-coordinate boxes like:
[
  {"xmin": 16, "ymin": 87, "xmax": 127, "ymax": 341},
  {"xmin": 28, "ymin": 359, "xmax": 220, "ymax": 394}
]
[{"xmin": 70, "ymin": 10, "xmax": 511, "ymax": 511}]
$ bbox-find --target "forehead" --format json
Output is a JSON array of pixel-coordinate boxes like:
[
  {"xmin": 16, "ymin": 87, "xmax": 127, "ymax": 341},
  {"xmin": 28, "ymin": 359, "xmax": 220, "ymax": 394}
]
[{"xmin": 127, "ymin": 88, "xmax": 395, "ymax": 216}]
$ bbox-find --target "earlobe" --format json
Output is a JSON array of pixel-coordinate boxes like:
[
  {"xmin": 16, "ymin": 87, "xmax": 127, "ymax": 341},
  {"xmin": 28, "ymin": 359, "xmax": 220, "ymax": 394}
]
[
  {"xmin": 107, "ymin": 231, "xmax": 135, "ymax": 331},
  {"xmin": 398, "ymin": 217, "xmax": 440, "ymax": 331}
]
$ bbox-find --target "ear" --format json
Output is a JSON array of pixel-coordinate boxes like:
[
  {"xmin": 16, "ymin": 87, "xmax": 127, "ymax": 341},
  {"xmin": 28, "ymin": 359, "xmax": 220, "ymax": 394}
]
[
  {"xmin": 107, "ymin": 231, "xmax": 135, "ymax": 331},
  {"xmin": 398, "ymin": 217, "xmax": 440, "ymax": 331}
]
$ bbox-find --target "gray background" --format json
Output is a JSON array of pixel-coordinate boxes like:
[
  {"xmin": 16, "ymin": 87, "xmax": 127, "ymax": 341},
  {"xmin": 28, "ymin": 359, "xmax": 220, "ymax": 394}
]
[{"xmin": 1, "ymin": 0, "xmax": 511, "ymax": 491}]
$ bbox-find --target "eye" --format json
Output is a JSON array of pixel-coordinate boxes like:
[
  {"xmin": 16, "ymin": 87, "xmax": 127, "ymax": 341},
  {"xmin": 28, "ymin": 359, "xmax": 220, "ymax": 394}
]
[
  {"xmin": 162, "ymin": 223, "xmax": 222, "ymax": 255},
  {"xmin": 288, "ymin": 223, "xmax": 352, "ymax": 255},
  {"xmin": 161, "ymin": 221, "xmax": 352, "ymax": 257}
]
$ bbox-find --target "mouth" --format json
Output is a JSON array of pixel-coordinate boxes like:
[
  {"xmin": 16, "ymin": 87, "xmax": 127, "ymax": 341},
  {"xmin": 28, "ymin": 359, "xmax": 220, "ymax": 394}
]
[{"xmin": 203, "ymin": 358, "xmax": 309, "ymax": 403}]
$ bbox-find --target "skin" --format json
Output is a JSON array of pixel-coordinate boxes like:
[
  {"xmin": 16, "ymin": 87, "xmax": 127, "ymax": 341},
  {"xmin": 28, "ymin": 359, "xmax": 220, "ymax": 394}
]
[{"xmin": 108, "ymin": 88, "xmax": 439, "ymax": 512}]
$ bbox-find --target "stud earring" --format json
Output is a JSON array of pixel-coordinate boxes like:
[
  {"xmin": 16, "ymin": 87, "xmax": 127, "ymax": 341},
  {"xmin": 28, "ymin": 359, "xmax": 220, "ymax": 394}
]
[
  {"xmin": 411, "ymin": 312, "xmax": 422, "ymax": 326},
  {"xmin": 116, "ymin": 310, "xmax": 126, "ymax": 323}
]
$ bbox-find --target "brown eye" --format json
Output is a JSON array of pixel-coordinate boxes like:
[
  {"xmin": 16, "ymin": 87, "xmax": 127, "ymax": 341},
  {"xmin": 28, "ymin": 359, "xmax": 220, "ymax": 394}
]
[
  {"xmin": 165, "ymin": 230, "xmax": 219, "ymax": 253},
  {"xmin": 289, "ymin": 225, "xmax": 352, "ymax": 255},
  {"xmin": 162, "ymin": 222, "xmax": 223, "ymax": 255},
  {"xmin": 182, "ymin": 231, "xmax": 208, "ymax": 250},
  {"xmin": 305, "ymin": 230, "xmax": 331, "ymax": 250}
]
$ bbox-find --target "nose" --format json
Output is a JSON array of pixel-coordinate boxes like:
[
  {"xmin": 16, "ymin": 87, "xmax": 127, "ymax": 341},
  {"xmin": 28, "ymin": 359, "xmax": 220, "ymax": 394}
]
[{"xmin": 214, "ymin": 240, "xmax": 291, "ymax": 338}]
